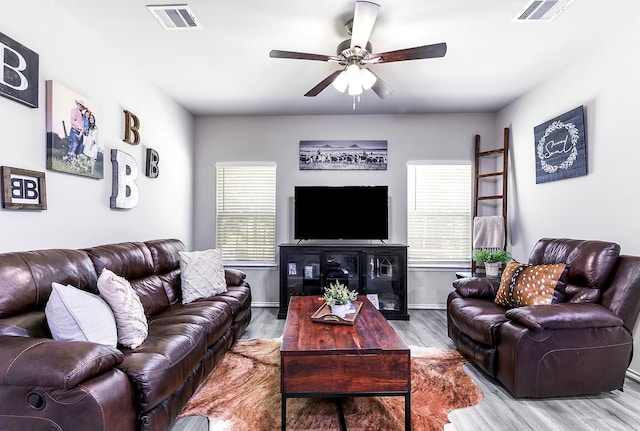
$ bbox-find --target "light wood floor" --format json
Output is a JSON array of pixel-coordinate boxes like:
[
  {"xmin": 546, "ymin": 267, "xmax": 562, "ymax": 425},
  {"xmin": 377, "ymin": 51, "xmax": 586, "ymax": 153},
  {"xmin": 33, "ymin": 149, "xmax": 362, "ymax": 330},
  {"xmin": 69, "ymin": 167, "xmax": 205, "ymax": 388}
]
[{"xmin": 172, "ymin": 308, "xmax": 640, "ymax": 431}]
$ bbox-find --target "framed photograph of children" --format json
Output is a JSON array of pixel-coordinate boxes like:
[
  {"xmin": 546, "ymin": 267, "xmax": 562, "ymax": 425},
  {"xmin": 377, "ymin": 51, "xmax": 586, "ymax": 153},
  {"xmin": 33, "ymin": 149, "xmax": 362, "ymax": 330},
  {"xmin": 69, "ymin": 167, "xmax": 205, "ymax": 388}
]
[
  {"xmin": 534, "ymin": 106, "xmax": 587, "ymax": 184},
  {"xmin": 1, "ymin": 166, "xmax": 47, "ymax": 210},
  {"xmin": 46, "ymin": 80, "xmax": 104, "ymax": 179}
]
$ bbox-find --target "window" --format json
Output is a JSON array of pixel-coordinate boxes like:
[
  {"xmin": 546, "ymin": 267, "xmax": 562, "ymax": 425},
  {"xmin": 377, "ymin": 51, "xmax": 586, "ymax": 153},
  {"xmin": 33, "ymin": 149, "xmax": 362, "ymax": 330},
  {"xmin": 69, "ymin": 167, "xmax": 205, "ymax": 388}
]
[
  {"xmin": 407, "ymin": 161, "xmax": 472, "ymax": 267},
  {"xmin": 215, "ymin": 162, "xmax": 276, "ymax": 266}
]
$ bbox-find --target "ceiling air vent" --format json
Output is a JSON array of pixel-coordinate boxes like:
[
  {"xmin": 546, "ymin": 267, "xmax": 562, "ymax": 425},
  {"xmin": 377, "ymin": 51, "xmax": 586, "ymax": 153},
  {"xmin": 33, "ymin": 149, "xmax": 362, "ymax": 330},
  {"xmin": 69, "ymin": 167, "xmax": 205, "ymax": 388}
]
[
  {"xmin": 147, "ymin": 4, "xmax": 201, "ymax": 30},
  {"xmin": 514, "ymin": 0, "xmax": 575, "ymax": 22}
]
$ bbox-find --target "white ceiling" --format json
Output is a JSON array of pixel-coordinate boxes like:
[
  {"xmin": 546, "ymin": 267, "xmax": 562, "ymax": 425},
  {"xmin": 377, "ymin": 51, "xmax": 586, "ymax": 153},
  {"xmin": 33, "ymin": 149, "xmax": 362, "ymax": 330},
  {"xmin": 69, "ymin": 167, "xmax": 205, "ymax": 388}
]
[{"xmin": 58, "ymin": 0, "xmax": 640, "ymax": 116}]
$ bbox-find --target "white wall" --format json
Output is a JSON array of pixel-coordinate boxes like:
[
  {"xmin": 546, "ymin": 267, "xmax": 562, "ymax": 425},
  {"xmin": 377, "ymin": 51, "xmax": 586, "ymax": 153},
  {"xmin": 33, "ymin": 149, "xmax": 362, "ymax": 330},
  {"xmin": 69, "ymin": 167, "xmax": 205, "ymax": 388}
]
[
  {"xmin": 194, "ymin": 113, "xmax": 497, "ymax": 307},
  {"xmin": 497, "ymin": 18, "xmax": 640, "ymax": 375},
  {"xmin": 0, "ymin": 2, "xmax": 194, "ymax": 252}
]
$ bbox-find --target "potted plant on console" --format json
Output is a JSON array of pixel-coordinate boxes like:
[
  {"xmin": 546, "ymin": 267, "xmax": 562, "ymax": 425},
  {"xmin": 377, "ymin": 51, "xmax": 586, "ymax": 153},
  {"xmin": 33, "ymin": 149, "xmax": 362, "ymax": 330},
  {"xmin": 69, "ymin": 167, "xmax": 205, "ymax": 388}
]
[
  {"xmin": 473, "ymin": 249, "xmax": 512, "ymax": 277},
  {"xmin": 321, "ymin": 281, "xmax": 358, "ymax": 318}
]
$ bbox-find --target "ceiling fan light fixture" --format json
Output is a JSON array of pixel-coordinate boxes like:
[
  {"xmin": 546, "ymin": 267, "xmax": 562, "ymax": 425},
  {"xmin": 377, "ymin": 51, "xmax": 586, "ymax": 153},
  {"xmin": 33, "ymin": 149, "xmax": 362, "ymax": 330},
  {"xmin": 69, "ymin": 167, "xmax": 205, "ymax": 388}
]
[
  {"xmin": 346, "ymin": 64, "xmax": 363, "ymax": 95},
  {"xmin": 359, "ymin": 68, "xmax": 377, "ymax": 90},
  {"xmin": 348, "ymin": 81, "xmax": 363, "ymax": 96},
  {"xmin": 332, "ymin": 70, "xmax": 349, "ymax": 93}
]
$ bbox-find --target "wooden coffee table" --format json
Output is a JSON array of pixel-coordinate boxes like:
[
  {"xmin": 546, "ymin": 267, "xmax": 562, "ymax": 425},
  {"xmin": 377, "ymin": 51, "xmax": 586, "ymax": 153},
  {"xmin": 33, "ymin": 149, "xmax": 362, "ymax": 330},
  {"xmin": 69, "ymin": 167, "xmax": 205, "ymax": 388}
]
[{"xmin": 280, "ymin": 295, "xmax": 411, "ymax": 431}]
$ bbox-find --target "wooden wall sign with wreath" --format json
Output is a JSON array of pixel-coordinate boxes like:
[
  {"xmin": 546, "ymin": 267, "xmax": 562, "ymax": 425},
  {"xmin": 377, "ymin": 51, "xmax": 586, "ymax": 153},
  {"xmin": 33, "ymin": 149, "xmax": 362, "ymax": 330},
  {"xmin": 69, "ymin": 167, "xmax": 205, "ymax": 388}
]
[{"xmin": 534, "ymin": 106, "xmax": 587, "ymax": 184}]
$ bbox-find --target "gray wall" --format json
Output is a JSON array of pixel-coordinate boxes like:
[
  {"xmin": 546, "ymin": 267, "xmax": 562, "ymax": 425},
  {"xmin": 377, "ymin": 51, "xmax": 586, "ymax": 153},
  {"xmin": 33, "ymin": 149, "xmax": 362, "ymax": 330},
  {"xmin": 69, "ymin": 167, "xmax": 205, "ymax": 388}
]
[
  {"xmin": 193, "ymin": 113, "xmax": 497, "ymax": 307},
  {"xmin": 0, "ymin": 3, "xmax": 195, "ymax": 252},
  {"xmin": 496, "ymin": 18, "xmax": 640, "ymax": 377}
]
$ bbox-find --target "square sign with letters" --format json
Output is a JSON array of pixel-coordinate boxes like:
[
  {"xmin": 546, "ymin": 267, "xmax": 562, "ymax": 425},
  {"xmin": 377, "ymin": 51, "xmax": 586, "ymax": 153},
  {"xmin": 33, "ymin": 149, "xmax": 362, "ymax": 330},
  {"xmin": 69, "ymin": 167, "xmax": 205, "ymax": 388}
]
[{"xmin": 0, "ymin": 32, "xmax": 39, "ymax": 108}]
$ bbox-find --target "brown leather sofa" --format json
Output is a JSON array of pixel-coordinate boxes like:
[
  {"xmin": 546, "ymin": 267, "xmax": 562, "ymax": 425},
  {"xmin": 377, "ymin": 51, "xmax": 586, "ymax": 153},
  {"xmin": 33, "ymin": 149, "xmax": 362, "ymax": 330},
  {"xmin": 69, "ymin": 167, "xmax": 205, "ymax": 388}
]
[
  {"xmin": 0, "ymin": 239, "xmax": 251, "ymax": 431},
  {"xmin": 447, "ymin": 238, "xmax": 640, "ymax": 398}
]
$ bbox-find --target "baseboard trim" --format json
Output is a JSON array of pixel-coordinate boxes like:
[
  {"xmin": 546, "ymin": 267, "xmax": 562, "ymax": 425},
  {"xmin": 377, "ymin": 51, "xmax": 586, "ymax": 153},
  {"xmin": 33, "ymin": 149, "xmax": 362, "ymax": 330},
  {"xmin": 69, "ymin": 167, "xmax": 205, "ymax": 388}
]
[
  {"xmin": 252, "ymin": 302, "xmax": 279, "ymax": 308},
  {"xmin": 409, "ymin": 303, "xmax": 447, "ymax": 310},
  {"xmin": 627, "ymin": 368, "xmax": 640, "ymax": 383}
]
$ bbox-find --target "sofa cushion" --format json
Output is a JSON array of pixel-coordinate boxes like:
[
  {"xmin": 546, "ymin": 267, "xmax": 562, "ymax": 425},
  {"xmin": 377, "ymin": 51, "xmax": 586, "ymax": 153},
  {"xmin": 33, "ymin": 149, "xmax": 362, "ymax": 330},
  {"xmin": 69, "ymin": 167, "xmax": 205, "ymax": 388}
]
[
  {"xmin": 147, "ymin": 301, "xmax": 232, "ymax": 347},
  {"xmin": 448, "ymin": 297, "xmax": 509, "ymax": 346},
  {"xmin": 117, "ymin": 322, "xmax": 207, "ymax": 411},
  {"xmin": 97, "ymin": 269, "xmax": 149, "ymax": 349},
  {"xmin": 495, "ymin": 261, "xmax": 568, "ymax": 308},
  {"xmin": 45, "ymin": 282, "xmax": 118, "ymax": 347},
  {"xmin": 208, "ymin": 285, "xmax": 252, "ymax": 322},
  {"xmin": 505, "ymin": 303, "xmax": 624, "ymax": 331},
  {"xmin": 179, "ymin": 249, "xmax": 227, "ymax": 303}
]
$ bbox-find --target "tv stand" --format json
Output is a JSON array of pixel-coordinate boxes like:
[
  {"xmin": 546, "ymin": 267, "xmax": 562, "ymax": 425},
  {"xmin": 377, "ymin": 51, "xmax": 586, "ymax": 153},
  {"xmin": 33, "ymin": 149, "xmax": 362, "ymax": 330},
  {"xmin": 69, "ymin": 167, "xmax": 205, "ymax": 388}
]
[{"xmin": 278, "ymin": 243, "xmax": 408, "ymax": 320}]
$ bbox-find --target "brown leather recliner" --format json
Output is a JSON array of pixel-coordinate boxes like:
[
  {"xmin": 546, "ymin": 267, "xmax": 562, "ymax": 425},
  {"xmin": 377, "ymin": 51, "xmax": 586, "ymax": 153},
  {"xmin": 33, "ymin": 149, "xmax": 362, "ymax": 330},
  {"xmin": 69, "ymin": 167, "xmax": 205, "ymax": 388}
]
[{"xmin": 447, "ymin": 238, "xmax": 640, "ymax": 398}]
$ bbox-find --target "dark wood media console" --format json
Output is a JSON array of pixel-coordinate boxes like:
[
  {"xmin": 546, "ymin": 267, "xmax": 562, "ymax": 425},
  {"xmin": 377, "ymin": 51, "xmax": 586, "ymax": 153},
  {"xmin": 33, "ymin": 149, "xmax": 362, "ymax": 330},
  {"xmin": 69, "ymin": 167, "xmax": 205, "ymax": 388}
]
[{"xmin": 278, "ymin": 243, "xmax": 409, "ymax": 320}]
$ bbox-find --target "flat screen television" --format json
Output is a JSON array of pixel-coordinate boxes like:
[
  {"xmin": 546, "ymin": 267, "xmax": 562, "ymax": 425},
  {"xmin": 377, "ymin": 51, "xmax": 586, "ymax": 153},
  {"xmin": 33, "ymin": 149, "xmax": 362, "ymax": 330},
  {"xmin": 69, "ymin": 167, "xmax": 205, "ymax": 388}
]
[{"xmin": 294, "ymin": 186, "xmax": 388, "ymax": 240}]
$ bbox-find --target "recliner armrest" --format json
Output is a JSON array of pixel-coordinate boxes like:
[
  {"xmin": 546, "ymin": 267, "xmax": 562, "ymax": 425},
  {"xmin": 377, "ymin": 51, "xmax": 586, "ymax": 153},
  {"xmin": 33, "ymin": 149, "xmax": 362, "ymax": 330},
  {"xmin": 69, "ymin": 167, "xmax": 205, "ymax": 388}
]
[
  {"xmin": 225, "ymin": 268, "xmax": 247, "ymax": 286},
  {"xmin": 505, "ymin": 303, "xmax": 624, "ymax": 331},
  {"xmin": 453, "ymin": 277, "xmax": 500, "ymax": 299},
  {"xmin": 0, "ymin": 336, "xmax": 123, "ymax": 389}
]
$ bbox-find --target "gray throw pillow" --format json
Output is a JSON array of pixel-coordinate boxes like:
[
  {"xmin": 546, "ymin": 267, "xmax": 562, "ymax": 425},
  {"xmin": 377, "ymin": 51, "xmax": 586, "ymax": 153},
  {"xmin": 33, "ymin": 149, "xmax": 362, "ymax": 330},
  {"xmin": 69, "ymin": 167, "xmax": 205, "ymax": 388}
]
[{"xmin": 45, "ymin": 282, "xmax": 118, "ymax": 347}]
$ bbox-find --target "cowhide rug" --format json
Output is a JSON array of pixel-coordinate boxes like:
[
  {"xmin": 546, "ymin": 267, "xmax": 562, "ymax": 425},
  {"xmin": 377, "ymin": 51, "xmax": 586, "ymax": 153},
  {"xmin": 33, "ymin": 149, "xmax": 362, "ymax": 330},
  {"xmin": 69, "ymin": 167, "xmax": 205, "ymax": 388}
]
[{"xmin": 178, "ymin": 338, "xmax": 482, "ymax": 431}]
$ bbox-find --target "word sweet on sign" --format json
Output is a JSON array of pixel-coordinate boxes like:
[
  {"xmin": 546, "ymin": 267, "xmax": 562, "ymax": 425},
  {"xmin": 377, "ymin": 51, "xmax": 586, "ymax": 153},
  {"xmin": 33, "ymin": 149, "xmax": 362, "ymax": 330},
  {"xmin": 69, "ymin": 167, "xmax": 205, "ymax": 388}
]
[
  {"xmin": 534, "ymin": 106, "xmax": 587, "ymax": 184},
  {"xmin": 1, "ymin": 166, "xmax": 47, "ymax": 210}
]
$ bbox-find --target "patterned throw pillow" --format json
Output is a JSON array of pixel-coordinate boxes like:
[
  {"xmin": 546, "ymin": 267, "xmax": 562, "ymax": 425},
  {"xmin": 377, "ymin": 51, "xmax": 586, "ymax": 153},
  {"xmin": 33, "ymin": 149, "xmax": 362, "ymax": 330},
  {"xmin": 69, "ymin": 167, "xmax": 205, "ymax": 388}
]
[
  {"xmin": 97, "ymin": 268, "xmax": 149, "ymax": 349},
  {"xmin": 495, "ymin": 261, "xmax": 568, "ymax": 308},
  {"xmin": 179, "ymin": 248, "xmax": 227, "ymax": 304}
]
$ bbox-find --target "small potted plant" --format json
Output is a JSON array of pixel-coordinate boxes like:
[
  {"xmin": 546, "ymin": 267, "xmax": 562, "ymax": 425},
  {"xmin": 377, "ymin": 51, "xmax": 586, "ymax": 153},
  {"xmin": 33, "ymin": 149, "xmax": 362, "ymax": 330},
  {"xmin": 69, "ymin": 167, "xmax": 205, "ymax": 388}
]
[
  {"xmin": 473, "ymin": 249, "xmax": 512, "ymax": 277},
  {"xmin": 320, "ymin": 281, "xmax": 358, "ymax": 318}
]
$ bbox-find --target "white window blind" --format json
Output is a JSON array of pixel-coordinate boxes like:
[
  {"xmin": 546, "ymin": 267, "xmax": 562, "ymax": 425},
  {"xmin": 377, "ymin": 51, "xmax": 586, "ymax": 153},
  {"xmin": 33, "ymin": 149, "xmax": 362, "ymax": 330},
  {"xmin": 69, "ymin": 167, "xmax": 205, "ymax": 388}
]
[
  {"xmin": 407, "ymin": 161, "xmax": 472, "ymax": 267},
  {"xmin": 215, "ymin": 163, "xmax": 276, "ymax": 265}
]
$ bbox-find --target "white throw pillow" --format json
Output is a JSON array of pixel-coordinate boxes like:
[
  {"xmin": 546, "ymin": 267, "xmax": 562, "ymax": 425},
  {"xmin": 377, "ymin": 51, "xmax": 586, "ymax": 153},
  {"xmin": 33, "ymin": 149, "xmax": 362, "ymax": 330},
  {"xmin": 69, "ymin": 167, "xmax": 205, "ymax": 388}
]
[
  {"xmin": 45, "ymin": 282, "xmax": 118, "ymax": 347},
  {"xmin": 97, "ymin": 268, "xmax": 148, "ymax": 349},
  {"xmin": 179, "ymin": 248, "xmax": 227, "ymax": 304}
]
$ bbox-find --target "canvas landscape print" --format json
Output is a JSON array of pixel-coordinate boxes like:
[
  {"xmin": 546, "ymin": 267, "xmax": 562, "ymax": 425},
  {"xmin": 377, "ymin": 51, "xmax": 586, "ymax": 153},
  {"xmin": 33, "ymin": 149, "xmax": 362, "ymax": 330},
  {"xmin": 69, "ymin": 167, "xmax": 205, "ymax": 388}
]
[
  {"xmin": 299, "ymin": 140, "xmax": 388, "ymax": 170},
  {"xmin": 46, "ymin": 80, "xmax": 104, "ymax": 179}
]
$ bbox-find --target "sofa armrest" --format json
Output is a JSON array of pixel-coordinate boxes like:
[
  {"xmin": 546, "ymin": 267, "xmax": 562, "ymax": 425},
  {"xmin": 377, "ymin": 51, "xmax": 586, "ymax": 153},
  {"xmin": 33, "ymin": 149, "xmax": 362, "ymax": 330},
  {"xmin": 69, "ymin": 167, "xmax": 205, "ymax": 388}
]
[
  {"xmin": 0, "ymin": 336, "xmax": 123, "ymax": 389},
  {"xmin": 505, "ymin": 303, "xmax": 624, "ymax": 331},
  {"xmin": 452, "ymin": 277, "xmax": 500, "ymax": 299},
  {"xmin": 225, "ymin": 268, "xmax": 246, "ymax": 286}
]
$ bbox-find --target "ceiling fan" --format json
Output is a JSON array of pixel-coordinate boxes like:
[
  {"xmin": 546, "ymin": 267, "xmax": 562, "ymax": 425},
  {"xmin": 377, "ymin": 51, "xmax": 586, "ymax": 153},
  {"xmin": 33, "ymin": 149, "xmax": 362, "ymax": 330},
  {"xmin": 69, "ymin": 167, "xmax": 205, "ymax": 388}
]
[{"xmin": 269, "ymin": 1, "xmax": 447, "ymax": 99}]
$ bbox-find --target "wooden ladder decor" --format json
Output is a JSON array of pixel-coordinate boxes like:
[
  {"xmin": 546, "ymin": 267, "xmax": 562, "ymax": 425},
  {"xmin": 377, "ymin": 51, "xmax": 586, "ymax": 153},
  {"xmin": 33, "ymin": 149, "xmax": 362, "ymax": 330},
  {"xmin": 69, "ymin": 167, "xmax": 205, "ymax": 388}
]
[{"xmin": 471, "ymin": 127, "xmax": 509, "ymax": 274}]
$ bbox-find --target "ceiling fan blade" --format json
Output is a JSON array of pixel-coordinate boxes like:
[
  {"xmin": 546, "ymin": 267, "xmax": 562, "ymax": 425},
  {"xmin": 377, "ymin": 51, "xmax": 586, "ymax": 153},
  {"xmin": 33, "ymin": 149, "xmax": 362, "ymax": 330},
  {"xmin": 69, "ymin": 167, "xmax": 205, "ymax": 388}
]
[
  {"xmin": 304, "ymin": 70, "xmax": 343, "ymax": 97},
  {"xmin": 373, "ymin": 42, "xmax": 447, "ymax": 63},
  {"xmin": 368, "ymin": 70, "xmax": 393, "ymax": 99},
  {"xmin": 269, "ymin": 50, "xmax": 335, "ymax": 62},
  {"xmin": 350, "ymin": 1, "xmax": 380, "ymax": 51}
]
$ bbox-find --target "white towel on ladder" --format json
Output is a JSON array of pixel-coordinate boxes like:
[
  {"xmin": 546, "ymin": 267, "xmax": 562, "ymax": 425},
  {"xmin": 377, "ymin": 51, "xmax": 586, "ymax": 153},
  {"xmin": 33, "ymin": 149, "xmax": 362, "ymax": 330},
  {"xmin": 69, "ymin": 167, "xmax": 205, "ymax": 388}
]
[{"xmin": 473, "ymin": 216, "xmax": 505, "ymax": 250}]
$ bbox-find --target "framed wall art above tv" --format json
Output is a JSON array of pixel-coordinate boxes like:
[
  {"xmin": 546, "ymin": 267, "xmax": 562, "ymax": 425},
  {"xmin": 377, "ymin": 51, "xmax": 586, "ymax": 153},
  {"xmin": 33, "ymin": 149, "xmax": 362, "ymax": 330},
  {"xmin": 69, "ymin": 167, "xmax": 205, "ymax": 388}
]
[{"xmin": 299, "ymin": 140, "xmax": 387, "ymax": 170}]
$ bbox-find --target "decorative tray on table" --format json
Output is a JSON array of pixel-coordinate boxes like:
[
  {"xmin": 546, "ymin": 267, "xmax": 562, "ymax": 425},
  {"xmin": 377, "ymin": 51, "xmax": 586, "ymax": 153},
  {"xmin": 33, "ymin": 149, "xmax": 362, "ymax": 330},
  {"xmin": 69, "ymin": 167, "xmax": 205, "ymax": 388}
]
[{"xmin": 311, "ymin": 300, "xmax": 363, "ymax": 325}]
